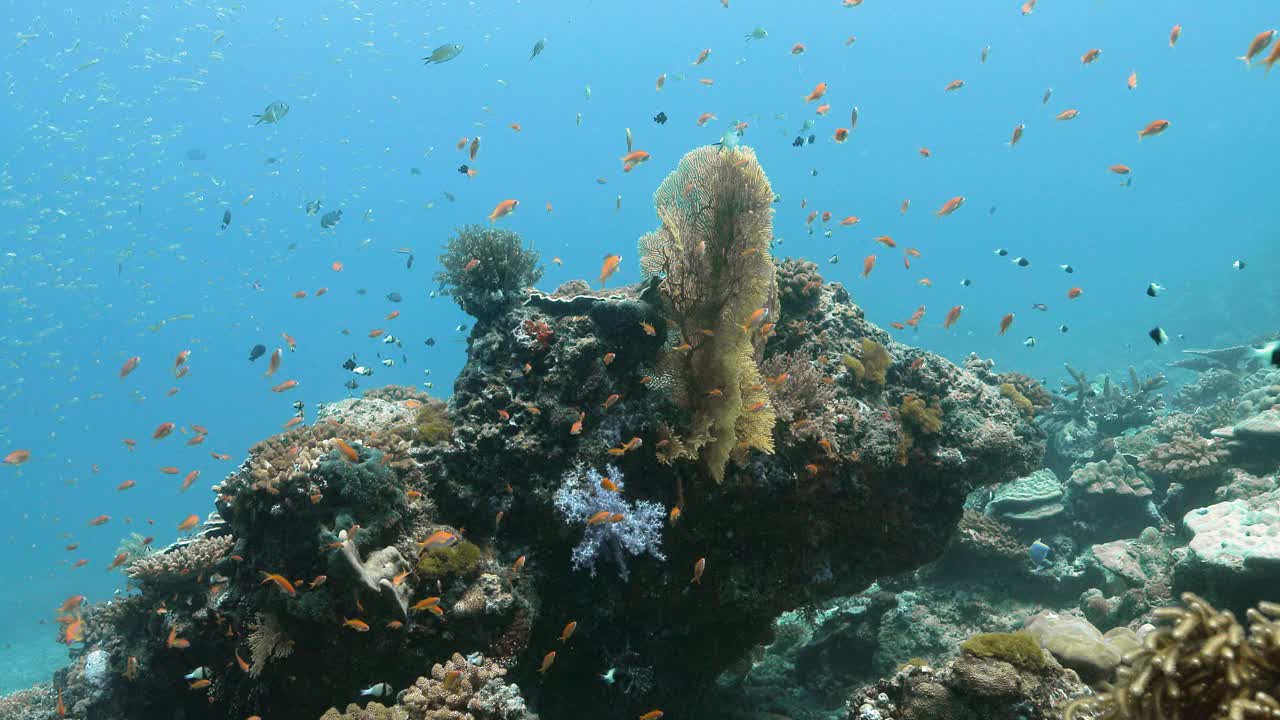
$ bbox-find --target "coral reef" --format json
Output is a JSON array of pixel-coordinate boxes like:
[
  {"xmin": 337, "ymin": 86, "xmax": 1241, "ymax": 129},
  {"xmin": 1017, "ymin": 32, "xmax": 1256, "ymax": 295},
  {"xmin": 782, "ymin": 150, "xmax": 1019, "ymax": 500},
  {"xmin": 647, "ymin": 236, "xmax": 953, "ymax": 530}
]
[
  {"xmin": 776, "ymin": 257, "xmax": 825, "ymax": 318},
  {"xmin": 1065, "ymin": 456, "xmax": 1158, "ymax": 541},
  {"xmin": 552, "ymin": 465, "xmax": 666, "ymax": 581},
  {"xmin": 1065, "ymin": 593, "xmax": 1280, "ymax": 720},
  {"xmin": 435, "ymin": 225, "xmax": 544, "ymax": 319},
  {"xmin": 1174, "ymin": 487, "xmax": 1280, "ymax": 616},
  {"xmin": 983, "ymin": 469, "xmax": 1066, "ymax": 526},
  {"xmin": 1138, "ymin": 431, "xmax": 1229, "ymax": 485},
  {"xmin": 1039, "ymin": 364, "xmax": 1167, "ymax": 473}
]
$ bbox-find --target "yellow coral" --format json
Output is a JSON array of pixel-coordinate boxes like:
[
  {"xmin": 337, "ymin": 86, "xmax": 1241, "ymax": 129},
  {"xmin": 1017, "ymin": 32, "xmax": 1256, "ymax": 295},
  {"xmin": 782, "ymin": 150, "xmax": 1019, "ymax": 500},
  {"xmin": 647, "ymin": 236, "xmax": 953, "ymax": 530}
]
[
  {"xmin": 999, "ymin": 382, "xmax": 1034, "ymax": 417},
  {"xmin": 859, "ymin": 338, "xmax": 890, "ymax": 386},
  {"xmin": 639, "ymin": 145, "xmax": 778, "ymax": 483},
  {"xmin": 841, "ymin": 354, "xmax": 866, "ymax": 383},
  {"xmin": 899, "ymin": 395, "xmax": 943, "ymax": 434}
]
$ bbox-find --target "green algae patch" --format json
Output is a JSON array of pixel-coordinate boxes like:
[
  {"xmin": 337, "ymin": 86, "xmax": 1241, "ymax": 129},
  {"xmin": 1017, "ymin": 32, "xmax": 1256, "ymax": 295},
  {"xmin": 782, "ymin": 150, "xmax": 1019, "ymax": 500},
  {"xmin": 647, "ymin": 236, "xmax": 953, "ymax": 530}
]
[
  {"xmin": 417, "ymin": 540, "xmax": 481, "ymax": 578},
  {"xmin": 960, "ymin": 631, "xmax": 1046, "ymax": 670}
]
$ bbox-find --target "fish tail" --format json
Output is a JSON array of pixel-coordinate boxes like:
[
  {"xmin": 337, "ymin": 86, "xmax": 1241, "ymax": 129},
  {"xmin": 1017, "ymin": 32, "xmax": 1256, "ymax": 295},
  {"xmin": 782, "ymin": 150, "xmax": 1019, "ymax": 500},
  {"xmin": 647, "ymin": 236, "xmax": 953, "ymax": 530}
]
[{"xmin": 1237, "ymin": 55, "xmax": 1251, "ymax": 65}]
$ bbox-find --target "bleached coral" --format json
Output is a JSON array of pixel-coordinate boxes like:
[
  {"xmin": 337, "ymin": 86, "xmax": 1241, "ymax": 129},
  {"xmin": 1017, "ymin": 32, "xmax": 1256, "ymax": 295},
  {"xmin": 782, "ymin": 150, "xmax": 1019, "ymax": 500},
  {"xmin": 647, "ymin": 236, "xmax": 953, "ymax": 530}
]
[{"xmin": 553, "ymin": 465, "xmax": 666, "ymax": 581}]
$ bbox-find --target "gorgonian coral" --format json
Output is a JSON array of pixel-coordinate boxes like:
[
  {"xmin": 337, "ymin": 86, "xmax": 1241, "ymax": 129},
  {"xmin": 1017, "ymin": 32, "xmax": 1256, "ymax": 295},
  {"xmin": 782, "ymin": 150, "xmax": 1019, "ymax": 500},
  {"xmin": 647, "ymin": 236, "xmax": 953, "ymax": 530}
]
[
  {"xmin": 435, "ymin": 225, "xmax": 544, "ymax": 319},
  {"xmin": 552, "ymin": 465, "xmax": 666, "ymax": 581},
  {"xmin": 638, "ymin": 144, "xmax": 778, "ymax": 482}
]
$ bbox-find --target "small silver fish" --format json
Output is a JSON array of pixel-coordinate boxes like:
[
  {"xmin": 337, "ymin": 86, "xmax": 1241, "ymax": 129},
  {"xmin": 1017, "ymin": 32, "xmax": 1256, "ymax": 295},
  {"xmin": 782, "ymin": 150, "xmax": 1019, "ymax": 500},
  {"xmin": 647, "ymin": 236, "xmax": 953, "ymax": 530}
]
[
  {"xmin": 253, "ymin": 101, "xmax": 289, "ymax": 125},
  {"xmin": 530, "ymin": 38, "xmax": 546, "ymax": 60},
  {"xmin": 422, "ymin": 43, "xmax": 463, "ymax": 65}
]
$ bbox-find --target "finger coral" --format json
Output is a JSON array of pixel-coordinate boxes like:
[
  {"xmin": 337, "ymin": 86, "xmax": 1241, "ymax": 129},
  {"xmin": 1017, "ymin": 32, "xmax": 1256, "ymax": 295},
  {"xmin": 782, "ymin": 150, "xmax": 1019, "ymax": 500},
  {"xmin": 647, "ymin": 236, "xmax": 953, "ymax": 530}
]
[
  {"xmin": 125, "ymin": 533, "xmax": 234, "ymax": 587},
  {"xmin": 1065, "ymin": 593, "xmax": 1280, "ymax": 720},
  {"xmin": 435, "ymin": 225, "xmax": 544, "ymax": 319},
  {"xmin": 638, "ymin": 144, "xmax": 778, "ymax": 482}
]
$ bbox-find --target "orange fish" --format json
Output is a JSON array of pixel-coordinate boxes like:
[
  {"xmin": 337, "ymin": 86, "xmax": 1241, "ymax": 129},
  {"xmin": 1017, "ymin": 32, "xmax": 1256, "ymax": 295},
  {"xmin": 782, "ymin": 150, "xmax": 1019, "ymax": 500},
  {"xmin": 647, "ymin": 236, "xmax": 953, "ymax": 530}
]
[
  {"xmin": 189, "ymin": 679, "xmax": 211, "ymax": 690},
  {"xmin": 153, "ymin": 422, "xmax": 176, "ymax": 439},
  {"xmin": 862, "ymin": 255, "xmax": 876, "ymax": 278},
  {"xmin": 456, "ymin": 137, "xmax": 469, "ymax": 150},
  {"xmin": 160, "ymin": 466, "xmax": 180, "ymax": 475},
  {"xmin": 1127, "ymin": 70, "xmax": 1138, "ymax": 90},
  {"xmin": 697, "ymin": 78, "xmax": 714, "ymax": 86},
  {"xmin": 331, "ymin": 261, "xmax": 344, "ymax": 272},
  {"xmin": 1110, "ymin": 164, "xmax": 1132, "ymax": 175},
  {"xmin": 488, "ymin": 199, "xmax": 519, "ymax": 223},
  {"xmin": 815, "ymin": 103, "xmax": 830, "ymax": 116},
  {"xmin": 833, "ymin": 127, "xmax": 850, "ymax": 143},
  {"xmin": 1021, "ymin": 0, "xmax": 1036, "ymax": 14},
  {"xmin": 3, "ymin": 449, "xmax": 31, "ymax": 465},
  {"xmin": 944, "ymin": 79, "xmax": 965, "ymax": 92},
  {"xmin": 166, "ymin": 627, "xmax": 190, "ymax": 649},
  {"xmin": 181, "ymin": 470, "xmax": 200, "ymax": 492},
  {"xmin": 108, "ymin": 553, "xmax": 129, "ymax": 570},
  {"xmin": 261, "ymin": 573, "xmax": 297, "ymax": 596},
  {"xmin": 1009, "ymin": 124, "xmax": 1024, "ymax": 147},
  {"xmin": 570, "ymin": 411, "xmax": 585, "ymax": 435},
  {"xmin": 943, "ymin": 305, "xmax": 964, "ymax": 329},
  {"xmin": 117, "ymin": 479, "xmax": 136, "ymax": 491},
  {"xmin": 1238, "ymin": 30, "xmax": 1277, "ymax": 65},
  {"xmin": 1056, "ymin": 109, "xmax": 1080, "ymax": 121},
  {"xmin": 511, "ymin": 555, "xmax": 526, "ymax": 573},
  {"xmin": 174, "ymin": 349, "xmax": 191, "ymax": 369},
  {"xmin": 560, "ymin": 620, "xmax": 578, "ymax": 642},
  {"xmin": 691, "ymin": 557, "xmax": 706, "ymax": 584},
  {"xmin": 919, "ymin": 147, "xmax": 931, "ymax": 158},
  {"xmin": 420, "ymin": 530, "xmax": 459, "ymax": 550},
  {"xmin": 804, "ymin": 81, "xmax": 828, "ymax": 103},
  {"xmin": 999, "ymin": 313, "xmax": 1014, "ymax": 336},
  {"xmin": 1081, "ymin": 48, "xmax": 1102, "ymax": 64},
  {"xmin": 873, "ymin": 235, "xmax": 896, "ymax": 248},
  {"xmin": 539, "ymin": 651, "xmax": 557, "ymax": 673},
  {"xmin": 603, "ymin": 352, "xmax": 616, "ymax": 365},
  {"xmin": 293, "ymin": 290, "xmax": 307, "ymax": 299},
  {"xmin": 1137, "ymin": 119, "xmax": 1170, "ymax": 141},
  {"xmin": 600, "ymin": 476, "xmax": 620, "ymax": 492},
  {"xmin": 1169, "ymin": 24, "xmax": 1181, "ymax": 48},
  {"xmin": 1263, "ymin": 40, "xmax": 1280, "ymax": 72},
  {"xmin": 271, "ymin": 379, "xmax": 298, "ymax": 392},
  {"xmin": 186, "ymin": 434, "xmax": 206, "ymax": 446},
  {"xmin": 265, "ymin": 348, "xmax": 282, "ymax": 377},
  {"xmin": 603, "ymin": 394, "xmax": 620, "ymax": 410},
  {"xmin": 119, "ymin": 356, "xmax": 141, "ymax": 379},
  {"xmin": 411, "ymin": 597, "xmax": 441, "ymax": 612},
  {"xmin": 692, "ymin": 48, "xmax": 711, "ymax": 65},
  {"xmin": 639, "ymin": 321, "xmax": 656, "ymax": 336},
  {"xmin": 342, "ymin": 618, "xmax": 370, "ymax": 632},
  {"xmin": 88, "ymin": 514, "xmax": 111, "ymax": 526},
  {"xmin": 791, "ymin": 43, "xmax": 806, "ymax": 55},
  {"xmin": 122, "ymin": 439, "xmax": 136, "ymax": 451},
  {"xmin": 639, "ymin": 713, "xmax": 665, "ymax": 720},
  {"xmin": 587, "ymin": 511, "xmax": 612, "ymax": 526},
  {"xmin": 1067, "ymin": 287, "xmax": 1084, "ymax": 299},
  {"xmin": 936, "ymin": 196, "xmax": 965, "ymax": 217},
  {"xmin": 177, "ymin": 514, "xmax": 199, "ymax": 531},
  {"xmin": 236, "ymin": 650, "xmax": 250, "ymax": 673},
  {"xmin": 315, "ymin": 287, "xmax": 328, "ymax": 297},
  {"xmin": 840, "ymin": 215, "xmax": 860, "ymax": 226},
  {"xmin": 510, "ymin": 123, "xmax": 522, "ymax": 132},
  {"xmin": 599, "ymin": 254, "xmax": 622, "ymax": 288},
  {"xmin": 333, "ymin": 438, "xmax": 359, "ymax": 462},
  {"xmin": 621, "ymin": 151, "xmax": 651, "ymax": 170},
  {"xmin": 669, "ymin": 507, "xmax": 681, "ymax": 525},
  {"xmin": 282, "ymin": 332, "xmax": 297, "ymax": 351}
]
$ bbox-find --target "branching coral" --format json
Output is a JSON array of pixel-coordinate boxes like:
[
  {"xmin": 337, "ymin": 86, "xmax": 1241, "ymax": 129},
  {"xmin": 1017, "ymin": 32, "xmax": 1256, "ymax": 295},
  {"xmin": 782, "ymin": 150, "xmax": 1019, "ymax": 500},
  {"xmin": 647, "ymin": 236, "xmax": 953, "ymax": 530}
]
[
  {"xmin": 396, "ymin": 652, "xmax": 534, "ymax": 719},
  {"xmin": 552, "ymin": 465, "xmax": 666, "ymax": 581},
  {"xmin": 125, "ymin": 534, "xmax": 233, "ymax": 586},
  {"xmin": 1139, "ymin": 432, "xmax": 1229, "ymax": 484},
  {"xmin": 435, "ymin": 225, "xmax": 544, "ymax": 319},
  {"xmin": 637, "ymin": 144, "xmax": 778, "ymax": 482},
  {"xmin": 1065, "ymin": 593, "xmax": 1280, "ymax": 720},
  {"xmin": 1049, "ymin": 364, "xmax": 1167, "ymax": 437}
]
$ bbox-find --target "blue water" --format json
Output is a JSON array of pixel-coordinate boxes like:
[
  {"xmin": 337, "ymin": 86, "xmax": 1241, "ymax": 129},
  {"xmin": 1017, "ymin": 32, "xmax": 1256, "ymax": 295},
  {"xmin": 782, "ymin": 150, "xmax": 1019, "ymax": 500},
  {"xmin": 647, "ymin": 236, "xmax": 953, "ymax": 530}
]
[{"xmin": 1, "ymin": 0, "xmax": 1277, "ymax": 694}]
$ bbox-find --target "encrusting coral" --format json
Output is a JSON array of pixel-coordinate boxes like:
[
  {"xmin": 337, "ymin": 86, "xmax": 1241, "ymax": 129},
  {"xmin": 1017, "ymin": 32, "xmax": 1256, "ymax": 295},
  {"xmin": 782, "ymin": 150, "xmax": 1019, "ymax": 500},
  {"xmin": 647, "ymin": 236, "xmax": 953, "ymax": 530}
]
[
  {"xmin": 1065, "ymin": 593, "xmax": 1280, "ymax": 720},
  {"xmin": 638, "ymin": 144, "xmax": 778, "ymax": 482}
]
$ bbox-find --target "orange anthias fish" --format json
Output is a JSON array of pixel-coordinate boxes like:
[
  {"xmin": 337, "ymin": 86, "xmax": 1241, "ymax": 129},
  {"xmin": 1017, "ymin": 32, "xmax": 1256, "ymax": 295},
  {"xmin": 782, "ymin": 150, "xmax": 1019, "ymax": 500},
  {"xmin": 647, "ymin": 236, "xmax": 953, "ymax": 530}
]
[
  {"xmin": 692, "ymin": 48, "xmax": 711, "ymax": 65},
  {"xmin": 271, "ymin": 379, "xmax": 299, "ymax": 392},
  {"xmin": 177, "ymin": 514, "xmax": 199, "ymax": 531},
  {"xmin": 833, "ymin": 127, "xmax": 849, "ymax": 144},
  {"xmin": 999, "ymin": 313, "xmax": 1014, "ymax": 336},
  {"xmin": 587, "ymin": 511, "xmax": 612, "ymax": 526},
  {"xmin": 1081, "ymin": 48, "xmax": 1102, "ymax": 64},
  {"xmin": 570, "ymin": 411, "xmax": 585, "ymax": 435},
  {"xmin": 1127, "ymin": 70, "xmax": 1139, "ymax": 90},
  {"xmin": 1068, "ymin": 287, "xmax": 1084, "ymax": 299},
  {"xmin": 1137, "ymin": 119, "xmax": 1170, "ymax": 141},
  {"xmin": 873, "ymin": 235, "xmax": 896, "ymax": 248},
  {"xmin": 153, "ymin": 422, "xmax": 176, "ymax": 440},
  {"xmin": 840, "ymin": 215, "xmax": 859, "ymax": 226},
  {"xmin": 944, "ymin": 79, "xmax": 965, "ymax": 92},
  {"xmin": 696, "ymin": 112, "xmax": 717, "ymax": 127},
  {"xmin": 488, "ymin": 199, "xmax": 519, "ymax": 223},
  {"xmin": 333, "ymin": 438, "xmax": 359, "ymax": 462},
  {"xmin": 539, "ymin": 651, "xmax": 557, "ymax": 673},
  {"xmin": 117, "ymin": 479, "xmax": 136, "ymax": 491},
  {"xmin": 936, "ymin": 196, "xmax": 965, "ymax": 217},
  {"xmin": 166, "ymin": 627, "xmax": 190, "ymax": 649},
  {"xmin": 804, "ymin": 82, "xmax": 827, "ymax": 103},
  {"xmin": 261, "ymin": 573, "xmax": 297, "ymax": 597},
  {"xmin": 119, "ymin": 356, "xmax": 141, "ymax": 379},
  {"xmin": 343, "ymin": 618, "xmax": 370, "ymax": 632},
  {"xmin": 691, "ymin": 557, "xmax": 706, "ymax": 584},
  {"xmin": 180, "ymin": 470, "xmax": 200, "ymax": 492},
  {"xmin": 1009, "ymin": 124, "xmax": 1024, "ymax": 147},
  {"xmin": 174, "ymin": 349, "xmax": 191, "ymax": 369},
  {"xmin": 1056, "ymin": 109, "xmax": 1080, "ymax": 121},
  {"xmin": 639, "ymin": 712, "xmax": 665, "ymax": 720},
  {"xmin": 1169, "ymin": 24, "xmax": 1181, "ymax": 48},
  {"xmin": 621, "ymin": 151, "xmax": 651, "ymax": 171},
  {"xmin": 1238, "ymin": 30, "xmax": 1277, "ymax": 65},
  {"xmin": 1110, "ymin": 164, "xmax": 1132, "ymax": 175},
  {"xmin": 3, "ymin": 449, "xmax": 31, "ymax": 465},
  {"xmin": 559, "ymin": 620, "xmax": 578, "ymax": 642},
  {"xmin": 943, "ymin": 305, "xmax": 964, "ymax": 330},
  {"xmin": 265, "ymin": 348, "xmax": 282, "ymax": 377},
  {"xmin": 862, "ymin": 255, "xmax": 876, "ymax": 278},
  {"xmin": 599, "ymin": 254, "xmax": 622, "ymax": 288},
  {"xmin": 88, "ymin": 514, "xmax": 111, "ymax": 526},
  {"xmin": 420, "ymin": 530, "xmax": 460, "ymax": 551}
]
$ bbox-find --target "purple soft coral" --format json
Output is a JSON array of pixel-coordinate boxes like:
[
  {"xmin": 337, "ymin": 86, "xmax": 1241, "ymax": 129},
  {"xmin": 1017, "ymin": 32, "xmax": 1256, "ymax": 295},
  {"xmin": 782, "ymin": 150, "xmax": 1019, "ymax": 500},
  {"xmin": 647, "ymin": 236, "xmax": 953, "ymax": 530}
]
[{"xmin": 553, "ymin": 465, "xmax": 666, "ymax": 581}]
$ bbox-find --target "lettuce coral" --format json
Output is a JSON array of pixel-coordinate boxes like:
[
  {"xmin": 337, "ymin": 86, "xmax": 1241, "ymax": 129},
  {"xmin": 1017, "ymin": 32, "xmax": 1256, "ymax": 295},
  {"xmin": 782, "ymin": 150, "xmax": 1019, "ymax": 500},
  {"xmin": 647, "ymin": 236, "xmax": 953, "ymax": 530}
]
[{"xmin": 638, "ymin": 145, "xmax": 779, "ymax": 482}]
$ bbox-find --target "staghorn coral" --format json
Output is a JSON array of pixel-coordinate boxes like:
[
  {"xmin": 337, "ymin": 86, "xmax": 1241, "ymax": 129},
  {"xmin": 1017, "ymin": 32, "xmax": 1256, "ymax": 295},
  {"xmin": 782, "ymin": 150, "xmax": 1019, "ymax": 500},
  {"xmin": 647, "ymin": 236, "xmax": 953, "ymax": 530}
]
[
  {"xmin": 1139, "ymin": 431, "xmax": 1229, "ymax": 484},
  {"xmin": 125, "ymin": 534, "xmax": 234, "ymax": 586},
  {"xmin": 247, "ymin": 612, "xmax": 294, "ymax": 678},
  {"xmin": 435, "ymin": 225, "xmax": 544, "ymax": 319},
  {"xmin": 637, "ymin": 144, "xmax": 778, "ymax": 482},
  {"xmin": 899, "ymin": 395, "xmax": 943, "ymax": 435},
  {"xmin": 1065, "ymin": 593, "xmax": 1280, "ymax": 720},
  {"xmin": 552, "ymin": 465, "xmax": 666, "ymax": 581}
]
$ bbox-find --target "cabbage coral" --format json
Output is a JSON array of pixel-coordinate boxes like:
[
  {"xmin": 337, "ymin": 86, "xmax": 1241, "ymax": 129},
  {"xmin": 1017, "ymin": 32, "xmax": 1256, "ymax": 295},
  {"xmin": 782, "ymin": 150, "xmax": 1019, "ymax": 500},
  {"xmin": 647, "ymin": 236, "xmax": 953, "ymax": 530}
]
[
  {"xmin": 1065, "ymin": 593, "xmax": 1280, "ymax": 720},
  {"xmin": 638, "ymin": 145, "xmax": 778, "ymax": 482}
]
